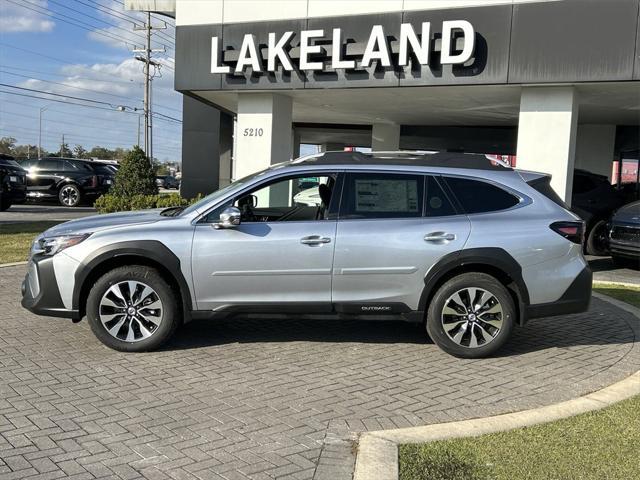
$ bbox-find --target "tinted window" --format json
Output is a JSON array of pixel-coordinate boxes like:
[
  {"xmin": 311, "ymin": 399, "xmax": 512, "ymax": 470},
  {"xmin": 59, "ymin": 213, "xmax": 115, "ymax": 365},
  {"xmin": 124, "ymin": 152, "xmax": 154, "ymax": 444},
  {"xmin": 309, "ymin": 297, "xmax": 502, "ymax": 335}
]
[
  {"xmin": 425, "ymin": 176, "xmax": 457, "ymax": 217},
  {"xmin": 445, "ymin": 177, "xmax": 520, "ymax": 214},
  {"xmin": 38, "ymin": 159, "xmax": 62, "ymax": 171},
  {"xmin": 68, "ymin": 161, "xmax": 95, "ymax": 172},
  {"xmin": 341, "ymin": 173, "xmax": 424, "ymax": 219}
]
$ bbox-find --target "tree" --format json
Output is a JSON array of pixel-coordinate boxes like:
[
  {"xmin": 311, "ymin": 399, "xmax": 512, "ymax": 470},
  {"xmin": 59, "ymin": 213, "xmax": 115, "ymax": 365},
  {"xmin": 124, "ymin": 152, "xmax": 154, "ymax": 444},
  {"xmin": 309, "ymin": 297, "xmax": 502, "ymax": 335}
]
[
  {"xmin": 109, "ymin": 145, "xmax": 157, "ymax": 197},
  {"xmin": 73, "ymin": 144, "xmax": 88, "ymax": 159},
  {"xmin": 0, "ymin": 137, "xmax": 16, "ymax": 155},
  {"xmin": 88, "ymin": 146, "xmax": 114, "ymax": 159}
]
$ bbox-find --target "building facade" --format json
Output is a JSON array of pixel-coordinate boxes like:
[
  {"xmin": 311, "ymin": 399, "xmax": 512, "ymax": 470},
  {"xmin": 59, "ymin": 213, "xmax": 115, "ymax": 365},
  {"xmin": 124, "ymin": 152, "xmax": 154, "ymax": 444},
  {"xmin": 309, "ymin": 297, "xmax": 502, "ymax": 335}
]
[{"xmin": 127, "ymin": 0, "xmax": 640, "ymax": 201}]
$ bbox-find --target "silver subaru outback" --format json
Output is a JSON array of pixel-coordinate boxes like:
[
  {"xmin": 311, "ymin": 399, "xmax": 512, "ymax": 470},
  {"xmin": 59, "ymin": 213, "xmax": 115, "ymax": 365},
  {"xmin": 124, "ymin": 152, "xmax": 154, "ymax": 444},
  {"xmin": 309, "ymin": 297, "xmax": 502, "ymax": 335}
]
[{"xmin": 21, "ymin": 152, "xmax": 592, "ymax": 358}]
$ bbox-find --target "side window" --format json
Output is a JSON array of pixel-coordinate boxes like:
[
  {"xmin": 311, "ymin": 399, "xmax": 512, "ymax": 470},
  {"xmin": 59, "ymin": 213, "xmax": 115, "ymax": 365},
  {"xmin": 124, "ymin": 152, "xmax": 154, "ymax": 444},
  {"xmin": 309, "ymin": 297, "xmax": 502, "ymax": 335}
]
[
  {"xmin": 341, "ymin": 173, "xmax": 424, "ymax": 219},
  {"xmin": 38, "ymin": 159, "xmax": 62, "ymax": 171},
  {"xmin": 205, "ymin": 173, "xmax": 337, "ymax": 223},
  {"xmin": 444, "ymin": 177, "xmax": 520, "ymax": 214},
  {"xmin": 425, "ymin": 176, "xmax": 457, "ymax": 217}
]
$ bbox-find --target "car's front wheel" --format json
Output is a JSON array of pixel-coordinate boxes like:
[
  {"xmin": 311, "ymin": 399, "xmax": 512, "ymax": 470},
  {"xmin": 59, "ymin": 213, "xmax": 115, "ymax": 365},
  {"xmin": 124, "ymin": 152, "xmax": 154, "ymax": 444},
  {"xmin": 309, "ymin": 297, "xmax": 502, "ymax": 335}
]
[
  {"xmin": 426, "ymin": 273, "xmax": 515, "ymax": 358},
  {"xmin": 87, "ymin": 266, "xmax": 180, "ymax": 352},
  {"xmin": 58, "ymin": 184, "xmax": 81, "ymax": 207}
]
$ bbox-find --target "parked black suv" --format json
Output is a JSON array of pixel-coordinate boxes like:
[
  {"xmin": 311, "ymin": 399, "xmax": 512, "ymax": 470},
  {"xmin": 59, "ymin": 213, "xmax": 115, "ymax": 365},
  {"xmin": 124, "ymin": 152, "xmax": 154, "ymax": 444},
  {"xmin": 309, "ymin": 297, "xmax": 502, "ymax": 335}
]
[
  {"xmin": 0, "ymin": 153, "xmax": 27, "ymax": 211},
  {"xmin": 20, "ymin": 157, "xmax": 115, "ymax": 207},
  {"xmin": 571, "ymin": 169, "xmax": 627, "ymax": 256}
]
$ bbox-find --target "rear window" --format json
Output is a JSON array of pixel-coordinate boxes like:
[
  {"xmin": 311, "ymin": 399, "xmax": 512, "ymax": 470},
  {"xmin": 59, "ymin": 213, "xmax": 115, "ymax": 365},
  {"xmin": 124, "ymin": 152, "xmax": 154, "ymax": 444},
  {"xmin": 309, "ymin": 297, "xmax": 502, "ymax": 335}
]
[
  {"xmin": 341, "ymin": 173, "xmax": 424, "ymax": 219},
  {"xmin": 527, "ymin": 177, "xmax": 568, "ymax": 208},
  {"xmin": 444, "ymin": 177, "xmax": 520, "ymax": 214}
]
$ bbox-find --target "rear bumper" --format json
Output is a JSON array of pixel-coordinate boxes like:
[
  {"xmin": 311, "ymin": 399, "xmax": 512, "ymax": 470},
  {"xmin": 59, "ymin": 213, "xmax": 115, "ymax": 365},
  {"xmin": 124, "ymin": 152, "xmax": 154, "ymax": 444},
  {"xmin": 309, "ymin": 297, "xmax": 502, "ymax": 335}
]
[
  {"xmin": 21, "ymin": 256, "xmax": 79, "ymax": 320},
  {"xmin": 525, "ymin": 265, "xmax": 592, "ymax": 320},
  {"xmin": 1, "ymin": 186, "xmax": 27, "ymax": 203}
]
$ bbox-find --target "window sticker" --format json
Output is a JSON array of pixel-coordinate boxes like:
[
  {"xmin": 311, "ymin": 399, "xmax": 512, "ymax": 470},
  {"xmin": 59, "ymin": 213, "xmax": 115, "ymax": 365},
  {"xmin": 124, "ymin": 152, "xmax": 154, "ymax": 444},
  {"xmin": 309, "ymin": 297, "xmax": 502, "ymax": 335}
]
[{"xmin": 354, "ymin": 179, "xmax": 418, "ymax": 212}]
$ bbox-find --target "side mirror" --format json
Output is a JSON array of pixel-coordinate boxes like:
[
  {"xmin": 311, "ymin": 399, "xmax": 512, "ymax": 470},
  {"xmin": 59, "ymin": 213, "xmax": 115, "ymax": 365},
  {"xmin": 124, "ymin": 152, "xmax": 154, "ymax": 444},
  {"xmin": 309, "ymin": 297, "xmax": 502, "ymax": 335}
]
[{"xmin": 213, "ymin": 206, "xmax": 241, "ymax": 229}]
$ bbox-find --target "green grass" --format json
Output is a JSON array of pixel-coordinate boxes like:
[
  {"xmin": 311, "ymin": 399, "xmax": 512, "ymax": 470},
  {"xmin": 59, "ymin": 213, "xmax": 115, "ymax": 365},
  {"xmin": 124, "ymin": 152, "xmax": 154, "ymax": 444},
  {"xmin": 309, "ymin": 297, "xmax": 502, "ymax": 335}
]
[
  {"xmin": 400, "ymin": 394, "xmax": 640, "ymax": 480},
  {"xmin": 594, "ymin": 283, "xmax": 640, "ymax": 308},
  {"xmin": 399, "ymin": 284, "xmax": 640, "ymax": 480},
  {"xmin": 0, "ymin": 222, "xmax": 60, "ymax": 264}
]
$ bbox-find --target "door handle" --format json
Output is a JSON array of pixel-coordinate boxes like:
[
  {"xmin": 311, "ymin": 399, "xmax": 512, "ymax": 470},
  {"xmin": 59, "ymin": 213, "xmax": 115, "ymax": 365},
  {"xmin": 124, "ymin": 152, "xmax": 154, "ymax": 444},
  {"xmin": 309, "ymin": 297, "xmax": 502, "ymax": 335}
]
[
  {"xmin": 300, "ymin": 235, "xmax": 331, "ymax": 246},
  {"xmin": 424, "ymin": 232, "xmax": 456, "ymax": 243}
]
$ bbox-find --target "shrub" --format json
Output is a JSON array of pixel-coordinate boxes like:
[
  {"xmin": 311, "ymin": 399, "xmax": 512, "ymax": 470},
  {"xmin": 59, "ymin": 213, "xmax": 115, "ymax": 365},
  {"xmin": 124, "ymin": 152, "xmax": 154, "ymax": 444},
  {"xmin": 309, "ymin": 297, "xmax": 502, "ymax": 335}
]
[
  {"xmin": 95, "ymin": 193, "xmax": 200, "ymax": 214},
  {"xmin": 109, "ymin": 145, "xmax": 157, "ymax": 197}
]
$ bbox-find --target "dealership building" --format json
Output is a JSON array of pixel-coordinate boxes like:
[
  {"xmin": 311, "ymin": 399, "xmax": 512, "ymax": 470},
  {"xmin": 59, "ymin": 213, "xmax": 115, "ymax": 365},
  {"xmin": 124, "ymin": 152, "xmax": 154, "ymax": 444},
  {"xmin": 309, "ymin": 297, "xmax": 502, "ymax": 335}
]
[{"xmin": 127, "ymin": 0, "xmax": 640, "ymax": 201}]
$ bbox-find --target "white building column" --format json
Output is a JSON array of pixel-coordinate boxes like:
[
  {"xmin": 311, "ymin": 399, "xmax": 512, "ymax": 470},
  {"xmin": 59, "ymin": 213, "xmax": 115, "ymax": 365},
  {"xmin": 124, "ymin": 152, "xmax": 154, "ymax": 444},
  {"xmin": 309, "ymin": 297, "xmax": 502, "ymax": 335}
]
[
  {"xmin": 516, "ymin": 87, "xmax": 578, "ymax": 204},
  {"xmin": 372, "ymin": 123, "xmax": 400, "ymax": 151},
  {"xmin": 575, "ymin": 125, "xmax": 616, "ymax": 179},
  {"xmin": 235, "ymin": 93, "xmax": 293, "ymax": 180}
]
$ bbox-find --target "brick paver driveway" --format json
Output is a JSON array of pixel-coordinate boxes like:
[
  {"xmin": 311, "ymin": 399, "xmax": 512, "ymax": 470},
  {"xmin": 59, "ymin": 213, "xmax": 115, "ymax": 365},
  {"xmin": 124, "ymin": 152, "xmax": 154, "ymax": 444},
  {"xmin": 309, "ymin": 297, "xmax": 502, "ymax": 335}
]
[{"xmin": 1, "ymin": 264, "xmax": 639, "ymax": 480}]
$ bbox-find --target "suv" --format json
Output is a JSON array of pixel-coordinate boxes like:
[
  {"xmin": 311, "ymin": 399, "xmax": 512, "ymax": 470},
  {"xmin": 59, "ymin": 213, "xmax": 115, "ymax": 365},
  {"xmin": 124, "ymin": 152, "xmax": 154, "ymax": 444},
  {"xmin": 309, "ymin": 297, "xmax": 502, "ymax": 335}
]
[
  {"xmin": 0, "ymin": 153, "xmax": 27, "ymax": 211},
  {"xmin": 20, "ymin": 157, "xmax": 115, "ymax": 207},
  {"xmin": 21, "ymin": 152, "xmax": 591, "ymax": 358},
  {"xmin": 571, "ymin": 169, "xmax": 627, "ymax": 256}
]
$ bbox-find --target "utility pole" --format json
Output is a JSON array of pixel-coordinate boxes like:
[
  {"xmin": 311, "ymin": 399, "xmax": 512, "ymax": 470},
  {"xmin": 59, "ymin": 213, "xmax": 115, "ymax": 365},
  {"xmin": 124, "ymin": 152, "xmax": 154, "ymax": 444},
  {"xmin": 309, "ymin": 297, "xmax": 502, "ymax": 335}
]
[
  {"xmin": 60, "ymin": 134, "xmax": 65, "ymax": 157},
  {"xmin": 133, "ymin": 13, "xmax": 165, "ymax": 162}
]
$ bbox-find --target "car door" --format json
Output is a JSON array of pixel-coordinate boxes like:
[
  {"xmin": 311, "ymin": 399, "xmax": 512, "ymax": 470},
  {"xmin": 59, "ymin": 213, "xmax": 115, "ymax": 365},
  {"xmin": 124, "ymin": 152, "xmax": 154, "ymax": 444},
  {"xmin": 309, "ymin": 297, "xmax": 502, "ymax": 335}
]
[
  {"xmin": 191, "ymin": 172, "xmax": 340, "ymax": 311},
  {"xmin": 28, "ymin": 159, "xmax": 63, "ymax": 194},
  {"xmin": 332, "ymin": 172, "xmax": 471, "ymax": 312}
]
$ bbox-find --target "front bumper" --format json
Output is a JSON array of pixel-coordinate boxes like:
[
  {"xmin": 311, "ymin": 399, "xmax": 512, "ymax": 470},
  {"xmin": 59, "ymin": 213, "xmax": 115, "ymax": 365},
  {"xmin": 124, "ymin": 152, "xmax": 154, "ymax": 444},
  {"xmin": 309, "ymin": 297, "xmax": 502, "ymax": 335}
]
[
  {"xmin": 609, "ymin": 223, "xmax": 640, "ymax": 260},
  {"xmin": 21, "ymin": 255, "xmax": 80, "ymax": 320},
  {"xmin": 525, "ymin": 265, "xmax": 592, "ymax": 320}
]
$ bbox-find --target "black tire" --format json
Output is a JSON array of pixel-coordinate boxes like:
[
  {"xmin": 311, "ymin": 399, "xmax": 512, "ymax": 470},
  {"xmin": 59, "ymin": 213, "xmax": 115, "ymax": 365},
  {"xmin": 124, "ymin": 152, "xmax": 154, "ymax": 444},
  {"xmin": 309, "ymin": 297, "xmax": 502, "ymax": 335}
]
[
  {"xmin": 58, "ymin": 184, "xmax": 82, "ymax": 207},
  {"xmin": 426, "ymin": 273, "xmax": 515, "ymax": 359},
  {"xmin": 586, "ymin": 219, "xmax": 609, "ymax": 256},
  {"xmin": 0, "ymin": 200, "xmax": 10, "ymax": 212},
  {"xmin": 87, "ymin": 265, "xmax": 181, "ymax": 352}
]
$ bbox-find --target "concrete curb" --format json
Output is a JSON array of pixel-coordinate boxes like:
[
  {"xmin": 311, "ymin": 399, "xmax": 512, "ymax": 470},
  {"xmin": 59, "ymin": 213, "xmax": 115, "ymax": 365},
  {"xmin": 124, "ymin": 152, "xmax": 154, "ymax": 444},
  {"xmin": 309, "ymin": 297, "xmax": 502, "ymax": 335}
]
[
  {"xmin": 354, "ymin": 292, "xmax": 640, "ymax": 480},
  {"xmin": 0, "ymin": 261, "xmax": 27, "ymax": 268},
  {"xmin": 593, "ymin": 280, "xmax": 640, "ymax": 289}
]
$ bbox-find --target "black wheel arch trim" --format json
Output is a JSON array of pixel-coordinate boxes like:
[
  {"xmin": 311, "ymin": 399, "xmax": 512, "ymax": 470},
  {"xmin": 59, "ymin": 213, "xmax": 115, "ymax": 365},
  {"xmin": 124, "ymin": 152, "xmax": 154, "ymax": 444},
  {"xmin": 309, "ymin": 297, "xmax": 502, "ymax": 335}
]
[
  {"xmin": 419, "ymin": 247, "xmax": 530, "ymax": 324},
  {"xmin": 73, "ymin": 240, "xmax": 193, "ymax": 320}
]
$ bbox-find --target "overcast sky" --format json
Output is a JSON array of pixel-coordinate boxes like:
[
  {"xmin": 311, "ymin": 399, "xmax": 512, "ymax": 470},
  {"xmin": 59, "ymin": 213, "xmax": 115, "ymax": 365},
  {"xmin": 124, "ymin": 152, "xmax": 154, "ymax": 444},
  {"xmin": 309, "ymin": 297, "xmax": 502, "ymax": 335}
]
[{"xmin": 0, "ymin": 0, "xmax": 182, "ymax": 161}]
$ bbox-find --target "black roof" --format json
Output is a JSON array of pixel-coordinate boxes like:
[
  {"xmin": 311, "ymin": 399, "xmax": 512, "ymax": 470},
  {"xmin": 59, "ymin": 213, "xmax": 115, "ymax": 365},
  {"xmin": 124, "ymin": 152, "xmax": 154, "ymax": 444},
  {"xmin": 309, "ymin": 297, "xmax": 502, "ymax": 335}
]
[{"xmin": 294, "ymin": 151, "xmax": 512, "ymax": 171}]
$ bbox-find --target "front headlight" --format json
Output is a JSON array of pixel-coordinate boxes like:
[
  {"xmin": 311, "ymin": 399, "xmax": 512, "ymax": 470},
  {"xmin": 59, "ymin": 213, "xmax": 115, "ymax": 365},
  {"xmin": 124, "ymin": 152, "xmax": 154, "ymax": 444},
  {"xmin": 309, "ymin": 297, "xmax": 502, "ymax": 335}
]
[{"xmin": 32, "ymin": 233, "xmax": 92, "ymax": 257}]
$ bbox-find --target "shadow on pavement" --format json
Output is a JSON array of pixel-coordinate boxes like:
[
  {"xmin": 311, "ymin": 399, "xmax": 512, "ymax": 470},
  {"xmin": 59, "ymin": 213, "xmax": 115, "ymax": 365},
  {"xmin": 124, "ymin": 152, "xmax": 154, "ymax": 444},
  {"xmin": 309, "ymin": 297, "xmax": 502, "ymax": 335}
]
[{"xmin": 163, "ymin": 298, "xmax": 635, "ymax": 355}]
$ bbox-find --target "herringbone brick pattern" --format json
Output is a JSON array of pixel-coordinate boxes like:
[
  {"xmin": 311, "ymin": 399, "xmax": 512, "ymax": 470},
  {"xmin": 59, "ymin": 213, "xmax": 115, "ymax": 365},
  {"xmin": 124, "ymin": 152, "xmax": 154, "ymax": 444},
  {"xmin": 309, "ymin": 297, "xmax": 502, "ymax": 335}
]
[{"xmin": 0, "ymin": 265, "xmax": 638, "ymax": 479}]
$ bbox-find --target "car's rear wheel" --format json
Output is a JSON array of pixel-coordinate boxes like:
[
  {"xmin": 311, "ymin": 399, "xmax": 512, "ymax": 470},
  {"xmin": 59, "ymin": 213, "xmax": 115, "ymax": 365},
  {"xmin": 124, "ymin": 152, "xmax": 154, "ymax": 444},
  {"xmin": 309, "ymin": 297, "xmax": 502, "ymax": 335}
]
[
  {"xmin": 59, "ymin": 184, "xmax": 81, "ymax": 207},
  {"xmin": 87, "ymin": 266, "xmax": 180, "ymax": 352},
  {"xmin": 426, "ymin": 273, "xmax": 515, "ymax": 358},
  {"xmin": 0, "ymin": 200, "xmax": 10, "ymax": 212}
]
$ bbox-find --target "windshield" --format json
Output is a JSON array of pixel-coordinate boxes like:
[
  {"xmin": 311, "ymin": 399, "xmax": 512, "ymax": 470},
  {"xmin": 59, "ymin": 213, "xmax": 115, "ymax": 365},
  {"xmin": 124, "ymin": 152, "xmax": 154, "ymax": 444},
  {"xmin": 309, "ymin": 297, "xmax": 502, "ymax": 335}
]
[{"xmin": 179, "ymin": 169, "xmax": 268, "ymax": 217}]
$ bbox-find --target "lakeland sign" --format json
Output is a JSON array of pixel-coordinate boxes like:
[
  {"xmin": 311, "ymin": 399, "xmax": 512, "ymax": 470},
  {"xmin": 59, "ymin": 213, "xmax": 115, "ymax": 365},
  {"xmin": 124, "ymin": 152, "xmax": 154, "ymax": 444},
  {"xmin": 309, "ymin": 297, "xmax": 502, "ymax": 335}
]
[{"xmin": 210, "ymin": 21, "xmax": 476, "ymax": 74}]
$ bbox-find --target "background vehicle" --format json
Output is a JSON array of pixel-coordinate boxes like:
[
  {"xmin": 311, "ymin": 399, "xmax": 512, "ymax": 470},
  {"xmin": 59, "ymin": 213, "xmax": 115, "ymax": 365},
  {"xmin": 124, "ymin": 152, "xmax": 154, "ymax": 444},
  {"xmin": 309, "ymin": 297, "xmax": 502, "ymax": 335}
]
[
  {"xmin": 20, "ymin": 157, "xmax": 115, "ymax": 207},
  {"xmin": 571, "ymin": 169, "xmax": 627, "ymax": 256},
  {"xmin": 156, "ymin": 175, "xmax": 180, "ymax": 189},
  {"xmin": 0, "ymin": 153, "xmax": 27, "ymax": 211},
  {"xmin": 609, "ymin": 201, "xmax": 640, "ymax": 269},
  {"xmin": 22, "ymin": 152, "xmax": 591, "ymax": 358}
]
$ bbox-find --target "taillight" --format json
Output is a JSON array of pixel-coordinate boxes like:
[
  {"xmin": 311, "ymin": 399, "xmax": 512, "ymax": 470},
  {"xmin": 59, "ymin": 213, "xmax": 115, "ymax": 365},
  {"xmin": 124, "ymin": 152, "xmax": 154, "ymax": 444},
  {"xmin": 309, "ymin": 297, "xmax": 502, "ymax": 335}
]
[
  {"xmin": 550, "ymin": 221, "xmax": 584, "ymax": 245},
  {"xmin": 91, "ymin": 175, "xmax": 98, "ymax": 187}
]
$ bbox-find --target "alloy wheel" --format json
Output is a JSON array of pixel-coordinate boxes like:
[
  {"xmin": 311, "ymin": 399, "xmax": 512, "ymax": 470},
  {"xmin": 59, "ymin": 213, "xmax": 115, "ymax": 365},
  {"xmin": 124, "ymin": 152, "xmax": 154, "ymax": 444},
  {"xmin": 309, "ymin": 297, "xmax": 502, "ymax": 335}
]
[
  {"xmin": 99, "ymin": 281, "xmax": 163, "ymax": 343},
  {"xmin": 441, "ymin": 287, "xmax": 504, "ymax": 348},
  {"xmin": 60, "ymin": 186, "xmax": 79, "ymax": 207}
]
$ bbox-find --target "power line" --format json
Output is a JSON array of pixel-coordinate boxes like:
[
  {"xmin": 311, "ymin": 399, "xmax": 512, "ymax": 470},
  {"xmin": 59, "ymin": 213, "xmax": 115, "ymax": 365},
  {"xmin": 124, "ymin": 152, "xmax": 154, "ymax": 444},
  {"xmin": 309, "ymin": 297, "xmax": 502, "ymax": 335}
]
[
  {"xmin": 76, "ymin": 0, "xmax": 176, "ymax": 44},
  {"xmin": 1, "ymin": 69, "xmax": 182, "ymax": 114},
  {"xmin": 0, "ymin": 65, "xmax": 141, "ymax": 87},
  {"xmin": 0, "ymin": 90, "xmax": 181, "ymax": 125},
  {"xmin": 0, "ymin": 70, "xmax": 144, "ymax": 105},
  {"xmin": 5, "ymin": 0, "xmax": 134, "ymax": 48}
]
